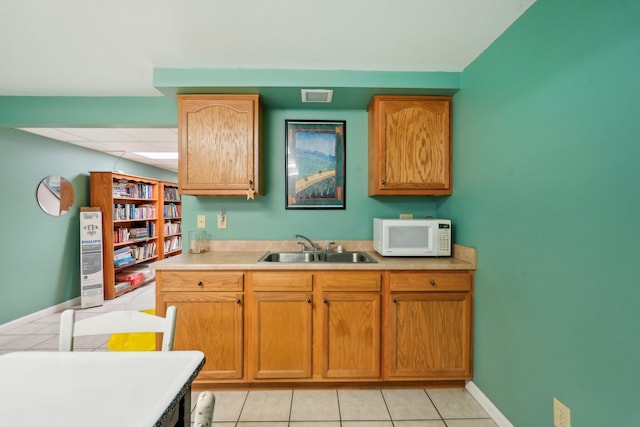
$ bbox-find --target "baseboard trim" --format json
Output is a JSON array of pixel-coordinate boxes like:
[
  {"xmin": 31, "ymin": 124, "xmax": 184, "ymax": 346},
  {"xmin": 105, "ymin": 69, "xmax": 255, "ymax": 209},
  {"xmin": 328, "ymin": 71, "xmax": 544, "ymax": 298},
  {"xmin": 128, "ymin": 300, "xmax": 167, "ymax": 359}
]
[
  {"xmin": 466, "ymin": 380, "xmax": 514, "ymax": 427},
  {"xmin": 0, "ymin": 297, "xmax": 81, "ymax": 333}
]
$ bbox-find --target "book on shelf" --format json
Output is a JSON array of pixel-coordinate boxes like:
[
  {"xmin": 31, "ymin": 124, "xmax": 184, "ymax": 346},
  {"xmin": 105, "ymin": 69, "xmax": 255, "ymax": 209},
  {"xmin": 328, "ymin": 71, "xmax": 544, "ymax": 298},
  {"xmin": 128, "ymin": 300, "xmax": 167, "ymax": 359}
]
[
  {"xmin": 163, "ymin": 186, "xmax": 180, "ymax": 201},
  {"xmin": 164, "ymin": 236, "xmax": 182, "ymax": 253},
  {"xmin": 163, "ymin": 221, "xmax": 181, "ymax": 235},
  {"xmin": 163, "ymin": 203, "xmax": 181, "ymax": 218},
  {"xmin": 112, "ymin": 182, "xmax": 153, "ymax": 199}
]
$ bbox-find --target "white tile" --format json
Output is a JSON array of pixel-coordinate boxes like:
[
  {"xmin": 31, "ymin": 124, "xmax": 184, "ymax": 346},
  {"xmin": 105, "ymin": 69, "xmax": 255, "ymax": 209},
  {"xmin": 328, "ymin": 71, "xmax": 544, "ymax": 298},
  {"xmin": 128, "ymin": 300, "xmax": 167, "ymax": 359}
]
[
  {"xmin": 394, "ymin": 421, "xmax": 447, "ymax": 427},
  {"xmin": 210, "ymin": 390, "xmax": 248, "ymax": 422},
  {"xmin": 291, "ymin": 389, "xmax": 340, "ymax": 421},
  {"xmin": 0, "ymin": 334, "xmax": 53, "ymax": 350},
  {"xmin": 2, "ymin": 322, "xmax": 50, "ymax": 335},
  {"xmin": 341, "ymin": 421, "xmax": 394, "ymax": 427},
  {"xmin": 239, "ymin": 390, "xmax": 292, "ymax": 421},
  {"xmin": 236, "ymin": 422, "xmax": 288, "ymax": 427},
  {"xmin": 382, "ymin": 388, "xmax": 441, "ymax": 420},
  {"xmin": 30, "ymin": 335, "xmax": 60, "ymax": 350},
  {"xmin": 339, "ymin": 390, "xmax": 391, "ymax": 421},
  {"xmin": 444, "ymin": 420, "xmax": 499, "ymax": 427},
  {"xmin": 426, "ymin": 388, "xmax": 491, "ymax": 419},
  {"xmin": 290, "ymin": 422, "xmax": 340, "ymax": 427}
]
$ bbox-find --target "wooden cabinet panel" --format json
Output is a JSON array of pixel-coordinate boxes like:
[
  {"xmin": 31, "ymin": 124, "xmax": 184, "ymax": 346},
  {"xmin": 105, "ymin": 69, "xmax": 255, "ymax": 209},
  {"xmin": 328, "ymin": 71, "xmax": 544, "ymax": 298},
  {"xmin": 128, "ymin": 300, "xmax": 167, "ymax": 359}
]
[
  {"xmin": 368, "ymin": 95, "xmax": 452, "ymax": 196},
  {"xmin": 178, "ymin": 94, "xmax": 262, "ymax": 196},
  {"xmin": 158, "ymin": 271, "xmax": 244, "ymax": 292},
  {"xmin": 389, "ymin": 293, "xmax": 471, "ymax": 379},
  {"xmin": 159, "ymin": 293, "xmax": 244, "ymax": 380},
  {"xmin": 322, "ymin": 292, "xmax": 380, "ymax": 378},
  {"xmin": 251, "ymin": 271, "xmax": 313, "ymax": 291},
  {"xmin": 389, "ymin": 271, "xmax": 471, "ymax": 292},
  {"xmin": 251, "ymin": 292, "xmax": 313, "ymax": 379},
  {"xmin": 317, "ymin": 271, "xmax": 382, "ymax": 291}
]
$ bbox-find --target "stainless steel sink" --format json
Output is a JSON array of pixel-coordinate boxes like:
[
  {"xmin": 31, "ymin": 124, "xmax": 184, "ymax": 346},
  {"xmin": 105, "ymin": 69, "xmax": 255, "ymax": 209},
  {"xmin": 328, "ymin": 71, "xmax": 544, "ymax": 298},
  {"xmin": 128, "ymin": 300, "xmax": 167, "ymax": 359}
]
[{"xmin": 258, "ymin": 251, "xmax": 377, "ymax": 264}]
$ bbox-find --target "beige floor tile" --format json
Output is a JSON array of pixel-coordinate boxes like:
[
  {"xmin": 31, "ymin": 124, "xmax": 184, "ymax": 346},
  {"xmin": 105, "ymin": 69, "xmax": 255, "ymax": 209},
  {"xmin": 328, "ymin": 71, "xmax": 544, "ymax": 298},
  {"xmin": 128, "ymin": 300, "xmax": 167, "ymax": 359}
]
[
  {"xmin": 393, "ymin": 422, "xmax": 447, "ymax": 427},
  {"xmin": 444, "ymin": 420, "xmax": 499, "ymax": 427},
  {"xmin": 341, "ymin": 421, "xmax": 394, "ymax": 427},
  {"xmin": 239, "ymin": 390, "xmax": 292, "ymax": 421},
  {"xmin": 291, "ymin": 389, "xmax": 340, "ymax": 421},
  {"xmin": 0, "ymin": 333, "xmax": 53, "ymax": 350},
  {"xmin": 210, "ymin": 390, "xmax": 248, "ymax": 422},
  {"xmin": 338, "ymin": 390, "xmax": 391, "ymax": 421},
  {"xmin": 426, "ymin": 388, "xmax": 490, "ymax": 419},
  {"xmin": 72, "ymin": 334, "xmax": 111, "ymax": 349},
  {"xmin": 2, "ymin": 322, "xmax": 50, "ymax": 335},
  {"xmin": 210, "ymin": 423, "xmax": 235, "ymax": 427},
  {"xmin": 290, "ymin": 422, "xmax": 341, "ymax": 427},
  {"xmin": 382, "ymin": 388, "xmax": 441, "ymax": 420},
  {"xmin": 236, "ymin": 422, "xmax": 288, "ymax": 427},
  {"xmin": 30, "ymin": 335, "xmax": 60, "ymax": 350}
]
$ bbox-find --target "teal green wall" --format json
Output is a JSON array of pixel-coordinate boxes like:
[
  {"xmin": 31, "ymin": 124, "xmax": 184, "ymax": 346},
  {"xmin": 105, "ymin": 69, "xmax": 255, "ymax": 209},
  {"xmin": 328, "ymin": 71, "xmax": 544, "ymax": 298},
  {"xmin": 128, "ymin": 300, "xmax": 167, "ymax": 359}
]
[
  {"xmin": 0, "ymin": 128, "xmax": 176, "ymax": 324},
  {"xmin": 438, "ymin": 0, "xmax": 640, "ymax": 425},
  {"xmin": 182, "ymin": 108, "xmax": 437, "ymax": 239}
]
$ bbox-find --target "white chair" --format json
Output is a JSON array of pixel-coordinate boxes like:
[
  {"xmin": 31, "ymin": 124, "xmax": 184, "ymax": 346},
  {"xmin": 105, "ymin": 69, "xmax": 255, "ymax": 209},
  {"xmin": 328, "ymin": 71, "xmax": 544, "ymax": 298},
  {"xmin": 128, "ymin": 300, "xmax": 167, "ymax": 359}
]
[
  {"xmin": 58, "ymin": 306, "xmax": 177, "ymax": 351},
  {"xmin": 193, "ymin": 391, "xmax": 215, "ymax": 427}
]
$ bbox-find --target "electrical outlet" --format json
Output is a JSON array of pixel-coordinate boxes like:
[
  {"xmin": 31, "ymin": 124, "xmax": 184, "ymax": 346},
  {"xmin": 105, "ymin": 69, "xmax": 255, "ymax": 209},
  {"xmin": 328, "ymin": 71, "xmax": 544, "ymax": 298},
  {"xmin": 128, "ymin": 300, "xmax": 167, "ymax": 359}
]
[
  {"xmin": 197, "ymin": 215, "xmax": 206, "ymax": 229},
  {"xmin": 553, "ymin": 397, "xmax": 571, "ymax": 427},
  {"xmin": 217, "ymin": 214, "xmax": 227, "ymax": 229}
]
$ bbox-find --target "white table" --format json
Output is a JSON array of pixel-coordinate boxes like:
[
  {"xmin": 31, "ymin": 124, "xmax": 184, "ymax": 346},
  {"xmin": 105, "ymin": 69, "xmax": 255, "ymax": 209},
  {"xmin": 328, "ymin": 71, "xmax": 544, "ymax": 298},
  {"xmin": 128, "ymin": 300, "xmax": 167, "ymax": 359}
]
[{"xmin": 0, "ymin": 350, "xmax": 205, "ymax": 427}]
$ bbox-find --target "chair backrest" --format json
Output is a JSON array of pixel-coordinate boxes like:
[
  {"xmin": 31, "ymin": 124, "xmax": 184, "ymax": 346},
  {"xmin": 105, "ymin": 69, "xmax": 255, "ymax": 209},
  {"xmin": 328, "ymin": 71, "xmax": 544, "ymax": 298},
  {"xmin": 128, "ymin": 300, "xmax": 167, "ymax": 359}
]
[
  {"xmin": 58, "ymin": 306, "xmax": 177, "ymax": 351},
  {"xmin": 194, "ymin": 391, "xmax": 215, "ymax": 427}
]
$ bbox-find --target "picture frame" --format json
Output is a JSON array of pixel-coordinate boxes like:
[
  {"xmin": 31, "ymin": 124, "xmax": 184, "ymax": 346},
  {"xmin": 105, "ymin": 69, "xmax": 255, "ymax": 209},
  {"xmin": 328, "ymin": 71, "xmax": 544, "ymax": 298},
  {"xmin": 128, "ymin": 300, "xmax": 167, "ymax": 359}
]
[{"xmin": 285, "ymin": 120, "xmax": 346, "ymax": 209}]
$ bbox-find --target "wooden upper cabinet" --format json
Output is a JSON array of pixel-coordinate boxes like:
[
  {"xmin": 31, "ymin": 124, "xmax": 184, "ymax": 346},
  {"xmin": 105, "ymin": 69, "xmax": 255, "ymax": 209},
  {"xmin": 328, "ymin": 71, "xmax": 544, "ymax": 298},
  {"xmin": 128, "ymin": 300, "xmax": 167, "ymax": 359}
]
[
  {"xmin": 177, "ymin": 94, "xmax": 262, "ymax": 196},
  {"xmin": 368, "ymin": 95, "xmax": 452, "ymax": 196}
]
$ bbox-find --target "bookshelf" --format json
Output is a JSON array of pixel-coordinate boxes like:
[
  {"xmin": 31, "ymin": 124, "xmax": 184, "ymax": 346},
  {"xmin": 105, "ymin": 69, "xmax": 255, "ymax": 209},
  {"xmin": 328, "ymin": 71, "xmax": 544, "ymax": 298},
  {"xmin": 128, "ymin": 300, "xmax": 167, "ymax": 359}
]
[
  {"xmin": 89, "ymin": 172, "xmax": 181, "ymax": 299},
  {"xmin": 159, "ymin": 181, "xmax": 182, "ymax": 259}
]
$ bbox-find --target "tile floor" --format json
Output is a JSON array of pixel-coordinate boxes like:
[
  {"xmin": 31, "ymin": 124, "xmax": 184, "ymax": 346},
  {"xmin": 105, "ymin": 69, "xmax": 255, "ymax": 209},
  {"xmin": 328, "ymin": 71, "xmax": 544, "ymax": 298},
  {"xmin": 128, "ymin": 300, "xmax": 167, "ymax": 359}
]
[{"xmin": 0, "ymin": 285, "xmax": 498, "ymax": 427}]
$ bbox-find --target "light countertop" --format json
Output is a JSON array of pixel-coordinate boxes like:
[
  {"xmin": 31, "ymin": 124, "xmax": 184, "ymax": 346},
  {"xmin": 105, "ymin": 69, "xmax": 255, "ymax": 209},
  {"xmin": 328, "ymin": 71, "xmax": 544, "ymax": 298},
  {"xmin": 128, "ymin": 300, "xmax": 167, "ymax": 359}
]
[{"xmin": 150, "ymin": 241, "xmax": 476, "ymax": 271}]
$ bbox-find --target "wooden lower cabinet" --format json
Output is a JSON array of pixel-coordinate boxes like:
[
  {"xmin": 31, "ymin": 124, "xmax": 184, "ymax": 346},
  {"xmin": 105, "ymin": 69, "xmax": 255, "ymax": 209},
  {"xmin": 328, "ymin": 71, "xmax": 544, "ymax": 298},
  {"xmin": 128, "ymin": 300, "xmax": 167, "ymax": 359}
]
[
  {"xmin": 322, "ymin": 292, "xmax": 380, "ymax": 378},
  {"xmin": 156, "ymin": 271, "xmax": 244, "ymax": 382},
  {"xmin": 387, "ymin": 271, "xmax": 473, "ymax": 380},
  {"xmin": 250, "ymin": 292, "xmax": 313, "ymax": 379},
  {"xmin": 156, "ymin": 268, "xmax": 472, "ymax": 386}
]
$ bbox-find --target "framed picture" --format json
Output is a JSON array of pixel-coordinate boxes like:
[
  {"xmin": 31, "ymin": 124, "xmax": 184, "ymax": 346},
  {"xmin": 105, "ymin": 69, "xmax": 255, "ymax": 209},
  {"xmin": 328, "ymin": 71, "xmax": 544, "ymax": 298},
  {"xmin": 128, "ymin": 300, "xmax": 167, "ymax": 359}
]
[{"xmin": 285, "ymin": 120, "xmax": 346, "ymax": 209}]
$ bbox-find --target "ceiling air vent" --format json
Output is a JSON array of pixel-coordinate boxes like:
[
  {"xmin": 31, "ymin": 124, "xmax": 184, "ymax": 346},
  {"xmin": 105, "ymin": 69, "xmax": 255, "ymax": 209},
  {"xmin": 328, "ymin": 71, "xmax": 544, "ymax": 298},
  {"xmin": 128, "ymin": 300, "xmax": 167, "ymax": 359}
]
[{"xmin": 301, "ymin": 89, "xmax": 334, "ymax": 103}]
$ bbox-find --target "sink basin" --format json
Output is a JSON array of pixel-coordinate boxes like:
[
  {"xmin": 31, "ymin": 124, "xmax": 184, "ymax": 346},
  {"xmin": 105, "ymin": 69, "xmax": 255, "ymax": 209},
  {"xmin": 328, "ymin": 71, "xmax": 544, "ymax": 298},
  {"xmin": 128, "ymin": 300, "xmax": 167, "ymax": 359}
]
[{"xmin": 258, "ymin": 251, "xmax": 377, "ymax": 264}]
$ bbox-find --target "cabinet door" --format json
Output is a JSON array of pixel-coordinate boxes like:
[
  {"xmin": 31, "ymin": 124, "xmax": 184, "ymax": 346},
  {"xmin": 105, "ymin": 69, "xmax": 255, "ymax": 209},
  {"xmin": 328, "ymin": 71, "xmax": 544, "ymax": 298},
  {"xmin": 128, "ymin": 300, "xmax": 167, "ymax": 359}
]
[
  {"xmin": 322, "ymin": 293, "xmax": 380, "ymax": 378},
  {"xmin": 178, "ymin": 95, "xmax": 261, "ymax": 196},
  {"xmin": 159, "ymin": 293, "xmax": 244, "ymax": 380},
  {"xmin": 389, "ymin": 293, "xmax": 471, "ymax": 379},
  {"xmin": 368, "ymin": 96, "xmax": 451, "ymax": 196},
  {"xmin": 251, "ymin": 292, "xmax": 313, "ymax": 379}
]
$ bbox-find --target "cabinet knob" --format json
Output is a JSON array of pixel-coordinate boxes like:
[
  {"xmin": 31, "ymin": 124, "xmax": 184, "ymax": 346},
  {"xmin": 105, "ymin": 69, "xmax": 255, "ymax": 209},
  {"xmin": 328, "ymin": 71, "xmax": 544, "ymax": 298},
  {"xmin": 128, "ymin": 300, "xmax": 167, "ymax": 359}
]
[
  {"xmin": 248, "ymin": 179, "xmax": 253, "ymax": 188},
  {"xmin": 392, "ymin": 298, "xmax": 397, "ymax": 304},
  {"xmin": 307, "ymin": 298, "xmax": 311, "ymax": 304},
  {"xmin": 197, "ymin": 281, "xmax": 204, "ymax": 287},
  {"xmin": 236, "ymin": 299, "xmax": 242, "ymax": 305},
  {"xmin": 381, "ymin": 179, "xmax": 386, "ymax": 185},
  {"xmin": 429, "ymin": 280, "xmax": 436, "ymax": 286},
  {"xmin": 323, "ymin": 298, "xmax": 328, "ymax": 304}
]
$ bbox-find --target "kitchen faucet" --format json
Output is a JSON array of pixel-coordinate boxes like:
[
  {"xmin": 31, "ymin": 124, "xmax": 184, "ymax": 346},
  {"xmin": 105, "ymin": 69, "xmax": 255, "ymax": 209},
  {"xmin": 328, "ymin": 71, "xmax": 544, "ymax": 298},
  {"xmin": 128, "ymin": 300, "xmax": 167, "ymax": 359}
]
[{"xmin": 295, "ymin": 234, "xmax": 320, "ymax": 252}]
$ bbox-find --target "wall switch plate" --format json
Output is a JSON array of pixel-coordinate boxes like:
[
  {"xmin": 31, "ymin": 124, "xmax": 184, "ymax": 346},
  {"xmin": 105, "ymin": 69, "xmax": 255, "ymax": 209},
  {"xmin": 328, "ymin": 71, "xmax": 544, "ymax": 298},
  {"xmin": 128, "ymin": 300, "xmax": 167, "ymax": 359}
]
[
  {"xmin": 217, "ymin": 214, "xmax": 227, "ymax": 229},
  {"xmin": 399, "ymin": 213, "xmax": 413, "ymax": 219},
  {"xmin": 197, "ymin": 215, "xmax": 206, "ymax": 229},
  {"xmin": 553, "ymin": 397, "xmax": 571, "ymax": 427}
]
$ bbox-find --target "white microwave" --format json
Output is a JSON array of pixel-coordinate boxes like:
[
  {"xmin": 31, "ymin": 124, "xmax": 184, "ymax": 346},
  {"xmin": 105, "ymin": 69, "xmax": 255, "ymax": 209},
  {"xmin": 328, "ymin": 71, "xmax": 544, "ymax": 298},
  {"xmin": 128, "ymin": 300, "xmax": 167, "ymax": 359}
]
[{"xmin": 373, "ymin": 218, "xmax": 452, "ymax": 257}]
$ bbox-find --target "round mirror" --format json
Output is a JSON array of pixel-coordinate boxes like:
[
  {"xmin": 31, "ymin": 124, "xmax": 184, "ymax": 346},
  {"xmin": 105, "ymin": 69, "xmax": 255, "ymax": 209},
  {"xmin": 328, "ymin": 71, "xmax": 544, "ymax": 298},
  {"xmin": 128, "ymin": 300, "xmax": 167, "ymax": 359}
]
[{"xmin": 37, "ymin": 176, "xmax": 75, "ymax": 216}]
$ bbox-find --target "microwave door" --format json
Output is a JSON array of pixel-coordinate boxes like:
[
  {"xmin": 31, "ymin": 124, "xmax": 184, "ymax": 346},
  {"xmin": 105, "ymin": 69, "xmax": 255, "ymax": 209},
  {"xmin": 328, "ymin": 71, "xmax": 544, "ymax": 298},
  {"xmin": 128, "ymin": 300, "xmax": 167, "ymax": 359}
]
[{"xmin": 388, "ymin": 225, "xmax": 432, "ymax": 255}]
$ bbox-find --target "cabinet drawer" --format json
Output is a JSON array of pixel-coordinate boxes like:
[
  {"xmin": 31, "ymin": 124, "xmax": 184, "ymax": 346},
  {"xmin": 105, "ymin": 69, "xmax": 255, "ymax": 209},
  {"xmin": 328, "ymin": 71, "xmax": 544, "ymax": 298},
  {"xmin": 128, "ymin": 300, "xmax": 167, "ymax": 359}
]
[
  {"xmin": 158, "ymin": 271, "xmax": 244, "ymax": 292},
  {"xmin": 318, "ymin": 272, "xmax": 382, "ymax": 291},
  {"xmin": 389, "ymin": 271, "xmax": 471, "ymax": 291},
  {"xmin": 251, "ymin": 272, "xmax": 313, "ymax": 291}
]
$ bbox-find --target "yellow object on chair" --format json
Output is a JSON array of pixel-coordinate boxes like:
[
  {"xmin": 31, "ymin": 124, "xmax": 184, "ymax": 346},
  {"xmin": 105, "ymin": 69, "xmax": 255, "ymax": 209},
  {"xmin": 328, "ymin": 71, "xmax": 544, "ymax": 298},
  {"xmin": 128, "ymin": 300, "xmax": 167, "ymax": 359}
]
[{"xmin": 107, "ymin": 309, "xmax": 156, "ymax": 351}]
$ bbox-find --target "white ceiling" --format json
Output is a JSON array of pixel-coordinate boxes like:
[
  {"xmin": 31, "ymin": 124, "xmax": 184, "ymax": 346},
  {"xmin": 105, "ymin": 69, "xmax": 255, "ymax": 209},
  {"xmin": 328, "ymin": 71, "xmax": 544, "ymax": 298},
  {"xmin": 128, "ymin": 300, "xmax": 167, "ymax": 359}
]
[{"xmin": 3, "ymin": 0, "xmax": 535, "ymax": 171}]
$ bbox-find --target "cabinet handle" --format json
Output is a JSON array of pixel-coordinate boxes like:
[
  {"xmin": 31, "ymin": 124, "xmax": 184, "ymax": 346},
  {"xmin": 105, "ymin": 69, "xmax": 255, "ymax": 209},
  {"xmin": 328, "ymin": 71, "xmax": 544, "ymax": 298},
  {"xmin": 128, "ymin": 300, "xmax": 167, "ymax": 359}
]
[
  {"xmin": 197, "ymin": 281, "xmax": 204, "ymax": 287},
  {"xmin": 248, "ymin": 179, "xmax": 253, "ymax": 188},
  {"xmin": 236, "ymin": 299, "xmax": 242, "ymax": 304},
  {"xmin": 429, "ymin": 280, "xmax": 436, "ymax": 287},
  {"xmin": 307, "ymin": 298, "xmax": 311, "ymax": 304},
  {"xmin": 392, "ymin": 298, "xmax": 397, "ymax": 304},
  {"xmin": 323, "ymin": 298, "xmax": 328, "ymax": 304},
  {"xmin": 381, "ymin": 179, "xmax": 386, "ymax": 185}
]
